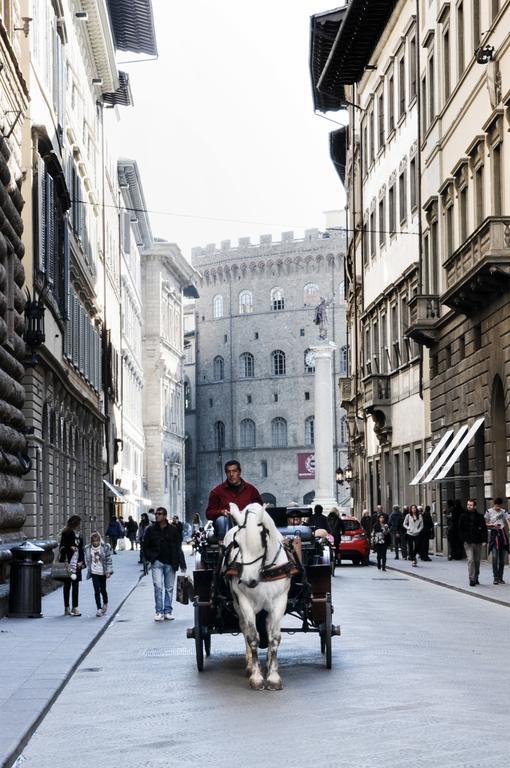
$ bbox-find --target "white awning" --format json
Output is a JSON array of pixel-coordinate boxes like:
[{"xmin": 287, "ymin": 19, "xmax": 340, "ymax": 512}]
[
  {"xmin": 410, "ymin": 418, "xmax": 484, "ymax": 485},
  {"xmin": 102, "ymin": 479, "xmax": 125, "ymax": 499}
]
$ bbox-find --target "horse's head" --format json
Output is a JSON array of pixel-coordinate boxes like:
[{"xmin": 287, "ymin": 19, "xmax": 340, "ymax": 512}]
[{"xmin": 229, "ymin": 502, "xmax": 265, "ymax": 528}]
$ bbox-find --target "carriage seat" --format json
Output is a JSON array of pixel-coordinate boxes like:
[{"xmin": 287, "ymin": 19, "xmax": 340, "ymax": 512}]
[{"xmin": 277, "ymin": 525, "xmax": 313, "ymax": 542}]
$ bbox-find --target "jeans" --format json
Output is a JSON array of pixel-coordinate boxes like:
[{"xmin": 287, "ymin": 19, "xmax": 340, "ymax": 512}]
[
  {"xmin": 407, "ymin": 535, "xmax": 420, "ymax": 562},
  {"xmin": 464, "ymin": 543, "xmax": 482, "ymax": 583},
  {"xmin": 390, "ymin": 531, "xmax": 400, "ymax": 557},
  {"xmin": 92, "ymin": 574, "xmax": 108, "ymax": 609},
  {"xmin": 63, "ymin": 578, "xmax": 79, "ymax": 609},
  {"xmin": 212, "ymin": 515, "xmax": 232, "ymax": 540},
  {"xmin": 491, "ymin": 546, "xmax": 505, "ymax": 580},
  {"xmin": 109, "ymin": 536, "xmax": 118, "ymax": 553},
  {"xmin": 151, "ymin": 560, "xmax": 176, "ymax": 614}
]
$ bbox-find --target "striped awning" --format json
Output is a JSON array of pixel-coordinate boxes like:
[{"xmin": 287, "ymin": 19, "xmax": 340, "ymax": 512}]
[{"xmin": 410, "ymin": 418, "xmax": 485, "ymax": 485}]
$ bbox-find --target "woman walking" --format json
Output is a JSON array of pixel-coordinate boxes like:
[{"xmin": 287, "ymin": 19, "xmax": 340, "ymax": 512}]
[
  {"xmin": 58, "ymin": 515, "xmax": 84, "ymax": 616},
  {"xmin": 84, "ymin": 532, "xmax": 113, "ymax": 616},
  {"xmin": 403, "ymin": 504, "xmax": 423, "ymax": 566},
  {"xmin": 138, "ymin": 511, "xmax": 151, "ymax": 564},
  {"xmin": 371, "ymin": 513, "xmax": 391, "ymax": 571}
]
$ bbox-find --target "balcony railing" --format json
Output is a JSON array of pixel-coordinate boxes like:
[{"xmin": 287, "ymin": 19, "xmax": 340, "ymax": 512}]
[
  {"xmin": 442, "ymin": 216, "xmax": 510, "ymax": 314},
  {"xmin": 405, "ymin": 294, "xmax": 440, "ymax": 347}
]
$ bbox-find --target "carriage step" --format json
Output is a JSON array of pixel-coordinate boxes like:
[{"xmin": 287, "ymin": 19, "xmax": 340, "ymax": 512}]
[
  {"xmin": 186, "ymin": 627, "xmax": 195, "ymax": 639},
  {"xmin": 332, "ymin": 624, "xmax": 341, "ymax": 636}
]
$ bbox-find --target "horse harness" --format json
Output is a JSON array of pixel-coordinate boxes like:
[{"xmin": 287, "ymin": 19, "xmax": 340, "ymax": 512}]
[{"xmin": 223, "ymin": 509, "xmax": 300, "ymax": 587}]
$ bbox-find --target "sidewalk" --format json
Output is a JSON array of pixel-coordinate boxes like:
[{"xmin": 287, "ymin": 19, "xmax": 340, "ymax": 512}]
[
  {"xmin": 385, "ymin": 551, "xmax": 510, "ymax": 608},
  {"xmin": 0, "ymin": 548, "xmax": 145, "ymax": 768}
]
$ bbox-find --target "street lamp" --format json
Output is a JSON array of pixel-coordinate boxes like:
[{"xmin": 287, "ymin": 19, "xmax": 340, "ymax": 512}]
[
  {"xmin": 336, "ymin": 467, "xmax": 344, "ymax": 484},
  {"xmin": 345, "ymin": 466, "xmax": 353, "ymax": 483}
]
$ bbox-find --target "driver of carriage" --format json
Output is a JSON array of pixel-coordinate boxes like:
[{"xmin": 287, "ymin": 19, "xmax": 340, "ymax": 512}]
[{"xmin": 205, "ymin": 459, "xmax": 263, "ymax": 541}]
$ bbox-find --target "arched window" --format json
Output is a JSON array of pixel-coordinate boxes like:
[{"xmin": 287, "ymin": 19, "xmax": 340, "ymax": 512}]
[
  {"xmin": 305, "ymin": 415, "xmax": 315, "ymax": 446},
  {"xmin": 271, "ymin": 417, "xmax": 287, "ymax": 447},
  {"xmin": 184, "ymin": 380, "xmax": 191, "ymax": 410},
  {"xmin": 213, "ymin": 294, "xmax": 224, "ymax": 319},
  {"xmin": 340, "ymin": 345, "xmax": 348, "ymax": 376},
  {"xmin": 213, "ymin": 355, "xmax": 224, "ymax": 381},
  {"xmin": 303, "ymin": 282, "xmax": 320, "ymax": 306},
  {"xmin": 240, "ymin": 418, "xmax": 256, "ymax": 448},
  {"xmin": 271, "ymin": 349, "xmax": 286, "ymax": 376},
  {"xmin": 214, "ymin": 421, "xmax": 225, "ymax": 451},
  {"xmin": 239, "ymin": 352, "xmax": 254, "ymax": 378},
  {"xmin": 239, "ymin": 290, "xmax": 253, "ymax": 314},
  {"xmin": 271, "ymin": 287, "xmax": 285, "ymax": 311},
  {"xmin": 340, "ymin": 415, "xmax": 348, "ymax": 444}
]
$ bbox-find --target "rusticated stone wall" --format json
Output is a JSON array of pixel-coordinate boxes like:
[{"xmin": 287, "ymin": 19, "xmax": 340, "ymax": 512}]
[{"xmin": 0, "ymin": 133, "xmax": 26, "ymax": 544}]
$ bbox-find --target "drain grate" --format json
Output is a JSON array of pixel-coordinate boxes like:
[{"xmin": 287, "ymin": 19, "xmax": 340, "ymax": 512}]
[
  {"xmin": 115, "ymin": 619, "xmax": 130, "ymax": 623},
  {"xmin": 371, "ymin": 577, "xmax": 409, "ymax": 581},
  {"xmin": 144, "ymin": 647, "xmax": 194, "ymax": 657},
  {"xmin": 78, "ymin": 667, "xmax": 103, "ymax": 673}
]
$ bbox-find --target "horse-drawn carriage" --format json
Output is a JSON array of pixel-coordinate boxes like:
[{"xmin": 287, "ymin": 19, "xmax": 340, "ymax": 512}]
[{"xmin": 186, "ymin": 503, "xmax": 341, "ymax": 688}]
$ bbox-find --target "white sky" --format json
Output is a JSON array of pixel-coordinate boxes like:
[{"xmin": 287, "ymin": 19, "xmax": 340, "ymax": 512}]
[{"xmin": 116, "ymin": 0, "xmax": 346, "ymax": 260}]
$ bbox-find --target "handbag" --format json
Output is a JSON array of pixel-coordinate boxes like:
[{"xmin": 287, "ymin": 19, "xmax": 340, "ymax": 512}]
[
  {"xmin": 176, "ymin": 573, "xmax": 194, "ymax": 605},
  {"xmin": 51, "ymin": 561, "xmax": 72, "ymax": 581}
]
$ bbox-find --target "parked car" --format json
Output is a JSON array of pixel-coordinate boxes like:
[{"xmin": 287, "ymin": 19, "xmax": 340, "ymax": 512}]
[{"xmin": 337, "ymin": 516, "xmax": 370, "ymax": 566}]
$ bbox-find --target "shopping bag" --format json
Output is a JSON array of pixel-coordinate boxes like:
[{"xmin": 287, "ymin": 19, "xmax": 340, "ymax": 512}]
[
  {"xmin": 51, "ymin": 561, "xmax": 71, "ymax": 581},
  {"xmin": 176, "ymin": 574, "xmax": 193, "ymax": 604}
]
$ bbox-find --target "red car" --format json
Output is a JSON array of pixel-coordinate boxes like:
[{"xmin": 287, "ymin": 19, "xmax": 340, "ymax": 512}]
[{"xmin": 337, "ymin": 516, "xmax": 370, "ymax": 566}]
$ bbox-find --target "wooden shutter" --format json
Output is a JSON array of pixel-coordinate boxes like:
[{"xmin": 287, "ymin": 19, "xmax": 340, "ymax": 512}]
[
  {"xmin": 46, "ymin": 173, "xmax": 55, "ymax": 286},
  {"xmin": 38, "ymin": 157, "xmax": 47, "ymax": 274}
]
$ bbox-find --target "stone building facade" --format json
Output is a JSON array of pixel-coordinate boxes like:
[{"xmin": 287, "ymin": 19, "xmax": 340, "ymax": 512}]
[
  {"xmin": 311, "ymin": 1, "xmax": 428, "ymax": 517},
  {"xmin": 405, "ymin": 0, "xmax": 510, "ymax": 535},
  {"xmin": 310, "ymin": 0, "xmax": 510, "ymax": 544},
  {"xmin": 141, "ymin": 242, "xmax": 199, "ymax": 520},
  {"xmin": 0, "ymin": 1, "xmax": 30, "ymax": 580},
  {"xmin": 189, "ymin": 230, "xmax": 348, "ymax": 515}
]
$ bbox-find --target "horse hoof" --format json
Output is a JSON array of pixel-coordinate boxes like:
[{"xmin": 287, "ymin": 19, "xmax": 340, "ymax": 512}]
[
  {"xmin": 265, "ymin": 677, "xmax": 283, "ymax": 691},
  {"xmin": 249, "ymin": 676, "xmax": 265, "ymax": 691}
]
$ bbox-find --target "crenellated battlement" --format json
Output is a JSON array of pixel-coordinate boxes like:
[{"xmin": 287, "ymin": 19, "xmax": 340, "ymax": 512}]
[{"xmin": 191, "ymin": 228, "xmax": 346, "ymax": 265}]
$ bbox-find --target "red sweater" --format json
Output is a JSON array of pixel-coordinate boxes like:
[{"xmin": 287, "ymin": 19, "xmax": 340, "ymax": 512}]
[{"xmin": 206, "ymin": 480, "xmax": 263, "ymax": 520}]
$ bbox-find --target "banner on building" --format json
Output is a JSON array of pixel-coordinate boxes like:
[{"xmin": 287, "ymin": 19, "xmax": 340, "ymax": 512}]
[{"xmin": 298, "ymin": 452, "xmax": 315, "ymax": 479}]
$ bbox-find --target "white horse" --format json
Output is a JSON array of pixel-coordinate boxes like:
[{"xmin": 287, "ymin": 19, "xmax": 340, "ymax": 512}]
[{"xmin": 223, "ymin": 502, "xmax": 292, "ymax": 690}]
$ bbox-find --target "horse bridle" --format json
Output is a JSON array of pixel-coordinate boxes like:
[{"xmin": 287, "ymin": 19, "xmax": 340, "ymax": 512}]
[{"xmin": 224, "ymin": 509, "xmax": 283, "ymax": 586}]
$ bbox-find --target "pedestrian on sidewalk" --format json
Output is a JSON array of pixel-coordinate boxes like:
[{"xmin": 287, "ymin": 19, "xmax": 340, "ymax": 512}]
[
  {"xmin": 388, "ymin": 505, "xmax": 402, "ymax": 559},
  {"xmin": 361, "ymin": 509, "xmax": 372, "ymax": 537},
  {"xmin": 125, "ymin": 516, "xmax": 139, "ymax": 550},
  {"xmin": 403, "ymin": 504, "xmax": 423, "ymax": 566},
  {"xmin": 399, "ymin": 506, "xmax": 409, "ymax": 560},
  {"xmin": 106, "ymin": 515, "xmax": 124, "ymax": 555},
  {"xmin": 485, "ymin": 498, "xmax": 510, "ymax": 585},
  {"xmin": 138, "ymin": 511, "xmax": 151, "ymax": 564},
  {"xmin": 84, "ymin": 532, "xmax": 113, "ymax": 616},
  {"xmin": 419, "ymin": 505, "xmax": 434, "ymax": 561},
  {"xmin": 58, "ymin": 515, "xmax": 84, "ymax": 616},
  {"xmin": 371, "ymin": 514, "xmax": 391, "ymax": 571},
  {"xmin": 144, "ymin": 506, "xmax": 187, "ymax": 621},
  {"xmin": 459, "ymin": 499, "xmax": 488, "ymax": 587},
  {"xmin": 446, "ymin": 499, "xmax": 465, "ymax": 560}
]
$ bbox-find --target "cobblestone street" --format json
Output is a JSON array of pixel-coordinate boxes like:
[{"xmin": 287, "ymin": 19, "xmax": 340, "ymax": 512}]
[{"xmin": 14, "ymin": 561, "xmax": 510, "ymax": 768}]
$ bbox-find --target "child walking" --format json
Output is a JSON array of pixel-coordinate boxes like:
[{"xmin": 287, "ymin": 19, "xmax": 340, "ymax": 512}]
[{"xmin": 84, "ymin": 532, "xmax": 113, "ymax": 617}]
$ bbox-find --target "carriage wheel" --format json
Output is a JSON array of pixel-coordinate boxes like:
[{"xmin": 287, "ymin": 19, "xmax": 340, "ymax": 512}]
[
  {"xmin": 324, "ymin": 595, "xmax": 333, "ymax": 669},
  {"xmin": 204, "ymin": 632, "xmax": 211, "ymax": 657},
  {"xmin": 331, "ymin": 550, "xmax": 337, "ymax": 577},
  {"xmin": 194, "ymin": 603, "xmax": 205, "ymax": 671}
]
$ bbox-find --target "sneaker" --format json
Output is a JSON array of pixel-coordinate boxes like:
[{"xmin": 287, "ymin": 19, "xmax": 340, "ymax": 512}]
[
  {"xmin": 164, "ymin": 613, "xmax": 175, "ymax": 621},
  {"xmin": 102, "ymin": 604, "xmax": 108, "ymax": 615},
  {"xmin": 154, "ymin": 612, "xmax": 164, "ymax": 622},
  {"xmin": 71, "ymin": 608, "xmax": 81, "ymax": 616},
  {"xmin": 493, "ymin": 578, "xmax": 500, "ymax": 585},
  {"xmin": 469, "ymin": 580, "xmax": 476, "ymax": 587},
  {"xmin": 96, "ymin": 609, "xmax": 103, "ymax": 617},
  {"xmin": 499, "ymin": 578, "xmax": 506, "ymax": 584},
  {"xmin": 64, "ymin": 607, "xmax": 71, "ymax": 616}
]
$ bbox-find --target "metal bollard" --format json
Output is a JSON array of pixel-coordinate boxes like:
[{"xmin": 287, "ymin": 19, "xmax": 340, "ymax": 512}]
[{"xmin": 8, "ymin": 542, "xmax": 44, "ymax": 618}]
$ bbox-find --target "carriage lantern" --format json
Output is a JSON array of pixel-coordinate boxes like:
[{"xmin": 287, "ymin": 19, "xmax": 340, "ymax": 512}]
[{"xmin": 24, "ymin": 288, "xmax": 46, "ymax": 360}]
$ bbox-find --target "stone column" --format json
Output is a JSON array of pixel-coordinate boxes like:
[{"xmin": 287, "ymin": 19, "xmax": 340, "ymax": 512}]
[{"xmin": 310, "ymin": 341, "xmax": 337, "ymax": 510}]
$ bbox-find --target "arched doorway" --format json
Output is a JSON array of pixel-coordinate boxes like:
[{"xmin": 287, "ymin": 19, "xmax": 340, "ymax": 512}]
[{"xmin": 491, "ymin": 375, "xmax": 506, "ymax": 498}]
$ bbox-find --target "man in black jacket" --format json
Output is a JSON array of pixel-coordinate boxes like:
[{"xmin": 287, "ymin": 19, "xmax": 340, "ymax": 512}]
[
  {"xmin": 144, "ymin": 507, "xmax": 187, "ymax": 621},
  {"xmin": 459, "ymin": 498, "xmax": 488, "ymax": 587}
]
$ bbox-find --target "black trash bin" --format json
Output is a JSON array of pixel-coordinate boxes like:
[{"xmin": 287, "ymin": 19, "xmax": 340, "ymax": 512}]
[{"xmin": 8, "ymin": 541, "xmax": 44, "ymax": 618}]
